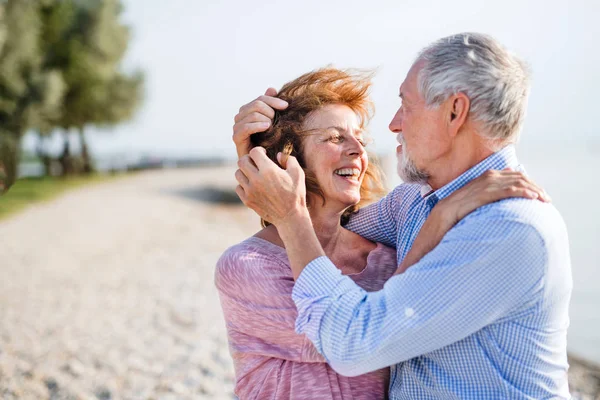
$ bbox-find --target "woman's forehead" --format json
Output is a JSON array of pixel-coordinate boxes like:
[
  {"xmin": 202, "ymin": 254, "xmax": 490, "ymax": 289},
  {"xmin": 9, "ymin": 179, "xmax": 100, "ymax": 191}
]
[{"xmin": 303, "ymin": 104, "xmax": 361, "ymax": 131}]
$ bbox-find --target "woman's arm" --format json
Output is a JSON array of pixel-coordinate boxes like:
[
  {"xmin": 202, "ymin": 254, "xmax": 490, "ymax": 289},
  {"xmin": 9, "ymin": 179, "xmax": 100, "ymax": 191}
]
[
  {"xmin": 395, "ymin": 169, "xmax": 549, "ymax": 275},
  {"xmin": 215, "ymin": 244, "xmax": 325, "ymax": 363}
]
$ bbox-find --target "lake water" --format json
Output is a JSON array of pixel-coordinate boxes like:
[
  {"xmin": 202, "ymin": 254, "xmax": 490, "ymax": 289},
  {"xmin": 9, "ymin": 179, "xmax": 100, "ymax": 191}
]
[{"xmin": 383, "ymin": 141, "xmax": 600, "ymax": 365}]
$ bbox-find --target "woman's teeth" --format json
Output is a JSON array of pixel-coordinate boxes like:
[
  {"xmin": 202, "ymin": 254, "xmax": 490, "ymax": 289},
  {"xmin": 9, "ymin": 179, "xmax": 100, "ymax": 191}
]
[{"xmin": 334, "ymin": 168, "xmax": 360, "ymax": 178}]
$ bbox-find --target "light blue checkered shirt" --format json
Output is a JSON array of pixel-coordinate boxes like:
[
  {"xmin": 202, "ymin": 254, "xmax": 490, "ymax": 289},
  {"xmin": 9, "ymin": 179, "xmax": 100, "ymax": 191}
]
[{"xmin": 292, "ymin": 145, "xmax": 572, "ymax": 399}]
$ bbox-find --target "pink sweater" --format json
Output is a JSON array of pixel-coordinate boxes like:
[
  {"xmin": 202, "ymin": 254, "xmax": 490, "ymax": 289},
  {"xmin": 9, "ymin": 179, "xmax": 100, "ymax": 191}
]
[{"xmin": 215, "ymin": 237, "xmax": 397, "ymax": 400}]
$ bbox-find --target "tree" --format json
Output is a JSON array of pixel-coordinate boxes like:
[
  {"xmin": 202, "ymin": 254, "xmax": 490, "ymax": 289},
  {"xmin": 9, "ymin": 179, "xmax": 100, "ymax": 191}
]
[
  {"xmin": 0, "ymin": 0, "xmax": 143, "ymax": 184},
  {"xmin": 0, "ymin": 0, "xmax": 66, "ymax": 187},
  {"xmin": 43, "ymin": 0, "xmax": 144, "ymax": 174}
]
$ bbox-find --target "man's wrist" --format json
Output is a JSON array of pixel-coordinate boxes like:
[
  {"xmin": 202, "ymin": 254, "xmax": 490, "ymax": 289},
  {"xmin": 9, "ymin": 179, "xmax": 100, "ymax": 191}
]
[{"xmin": 277, "ymin": 206, "xmax": 312, "ymax": 240}]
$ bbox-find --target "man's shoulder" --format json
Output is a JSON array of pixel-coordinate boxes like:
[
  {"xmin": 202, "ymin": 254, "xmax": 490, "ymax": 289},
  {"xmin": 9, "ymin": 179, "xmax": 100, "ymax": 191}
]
[
  {"xmin": 465, "ymin": 198, "xmax": 568, "ymax": 245},
  {"xmin": 387, "ymin": 183, "xmax": 424, "ymax": 202}
]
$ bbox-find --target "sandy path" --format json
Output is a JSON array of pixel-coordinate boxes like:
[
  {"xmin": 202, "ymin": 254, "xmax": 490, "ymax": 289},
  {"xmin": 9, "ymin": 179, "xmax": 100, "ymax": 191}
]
[{"xmin": 0, "ymin": 166, "xmax": 257, "ymax": 400}]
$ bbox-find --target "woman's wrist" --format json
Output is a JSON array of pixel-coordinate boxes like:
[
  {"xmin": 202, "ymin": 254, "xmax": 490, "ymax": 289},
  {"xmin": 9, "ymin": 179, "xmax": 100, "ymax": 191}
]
[{"xmin": 430, "ymin": 200, "xmax": 459, "ymax": 231}]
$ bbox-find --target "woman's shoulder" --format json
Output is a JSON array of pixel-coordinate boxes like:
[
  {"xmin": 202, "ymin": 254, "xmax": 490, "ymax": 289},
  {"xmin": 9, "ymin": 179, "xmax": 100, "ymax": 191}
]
[
  {"xmin": 343, "ymin": 228, "xmax": 397, "ymax": 262},
  {"xmin": 350, "ymin": 242, "xmax": 398, "ymax": 290},
  {"xmin": 215, "ymin": 235, "xmax": 290, "ymax": 290},
  {"xmin": 368, "ymin": 242, "xmax": 398, "ymax": 270}
]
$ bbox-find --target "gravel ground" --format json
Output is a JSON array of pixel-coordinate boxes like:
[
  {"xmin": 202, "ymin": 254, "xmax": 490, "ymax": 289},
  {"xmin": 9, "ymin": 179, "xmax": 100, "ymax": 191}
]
[
  {"xmin": 0, "ymin": 166, "xmax": 254, "ymax": 400},
  {"xmin": 0, "ymin": 166, "xmax": 598, "ymax": 399}
]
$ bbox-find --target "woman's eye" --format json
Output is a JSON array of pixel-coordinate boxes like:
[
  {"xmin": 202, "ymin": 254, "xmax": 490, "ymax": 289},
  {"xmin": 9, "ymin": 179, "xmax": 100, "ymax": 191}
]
[{"xmin": 329, "ymin": 134, "xmax": 343, "ymax": 143}]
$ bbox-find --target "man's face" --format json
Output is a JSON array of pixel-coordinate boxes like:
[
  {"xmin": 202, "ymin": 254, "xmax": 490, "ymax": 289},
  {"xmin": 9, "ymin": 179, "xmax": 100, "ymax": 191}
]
[{"xmin": 388, "ymin": 60, "xmax": 452, "ymax": 184}]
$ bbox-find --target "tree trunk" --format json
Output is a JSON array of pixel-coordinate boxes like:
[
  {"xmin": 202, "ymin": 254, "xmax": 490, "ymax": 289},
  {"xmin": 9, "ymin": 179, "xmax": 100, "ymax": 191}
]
[
  {"xmin": 58, "ymin": 132, "xmax": 72, "ymax": 176},
  {"xmin": 35, "ymin": 133, "xmax": 52, "ymax": 177},
  {"xmin": 0, "ymin": 133, "xmax": 21, "ymax": 193},
  {"xmin": 78, "ymin": 127, "xmax": 93, "ymax": 174}
]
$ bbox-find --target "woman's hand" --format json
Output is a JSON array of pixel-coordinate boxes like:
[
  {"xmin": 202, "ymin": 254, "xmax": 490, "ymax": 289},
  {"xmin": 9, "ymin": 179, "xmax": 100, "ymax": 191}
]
[
  {"xmin": 435, "ymin": 169, "xmax": 550, "ymax": 227},
  {"xmin": 232, "ymin": 88, "xmax": 288, "ymax": 158}
]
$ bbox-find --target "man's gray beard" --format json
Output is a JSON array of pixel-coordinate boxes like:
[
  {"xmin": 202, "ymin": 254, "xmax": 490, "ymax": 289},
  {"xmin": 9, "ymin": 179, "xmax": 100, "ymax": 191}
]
[{"xmin": 397, "ymin": 153, "xmax": 430, "ymax": 185}]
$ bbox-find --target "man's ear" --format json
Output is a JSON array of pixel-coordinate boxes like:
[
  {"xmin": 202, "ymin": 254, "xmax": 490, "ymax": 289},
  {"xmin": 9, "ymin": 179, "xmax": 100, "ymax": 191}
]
[{"xmin": 448, "ymin": 92, "xmax": 470, "ymax": 137}]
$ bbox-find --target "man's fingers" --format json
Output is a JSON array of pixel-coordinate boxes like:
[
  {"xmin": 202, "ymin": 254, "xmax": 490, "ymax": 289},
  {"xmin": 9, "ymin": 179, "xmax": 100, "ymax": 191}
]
[
  {"xmin": 237, "ymin": 111, "xmax": 272, "ymax": 125},
  {"xmin": 236, "ymin": 99, "xmax": 278, "ymax": 123},
  {"xmin": 249, "ymin": 147, "xmax": 277, "ymax": 171},
  {"xmin": 235, "ymin": 168, "xmax": 250, "ymax": 188},
  {"xmin": 232, "ymin": 121, "xmax": 271, "ymax": 159},
  {"xmin": 236, "ymin": 95, "xmax": 288, "ymax": 123},
  {"xmin": 264, "ymin": 87, "xmax": 278, "ymax": 96},
  {"xmin": 258, "ymin": 94, "xmax": 288, "ymax": 111},
  {"xmin": 235, "ymin": 184, "xmax": 248, "ymax": 204},
  {"xmin": 285, "ymin": 155, "xmax": 304, "ymax": 182},
  {"xmin": 276, "ymin": 152, "xmax": 289, "ymax": 169},
  {"xmin": 233, "ymin": 120, "xmax": 271, "ymax": 142},
  {"xmin": 237, "ymin": 154, "xmax": 259, "ymax": 177}
]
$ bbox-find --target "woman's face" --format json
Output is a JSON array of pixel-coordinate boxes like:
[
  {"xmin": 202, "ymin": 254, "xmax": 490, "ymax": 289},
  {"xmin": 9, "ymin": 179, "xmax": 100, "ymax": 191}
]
[{"xmin": 300, "ymin": 104, "xmax": 368, "ymax": 211}]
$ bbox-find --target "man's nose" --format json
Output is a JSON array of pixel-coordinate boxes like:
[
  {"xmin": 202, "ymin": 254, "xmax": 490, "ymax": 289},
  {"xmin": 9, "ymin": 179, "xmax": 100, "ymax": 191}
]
[{"xmin": 389, "ymin": 108, "xmax": 403, "ymax": 133}]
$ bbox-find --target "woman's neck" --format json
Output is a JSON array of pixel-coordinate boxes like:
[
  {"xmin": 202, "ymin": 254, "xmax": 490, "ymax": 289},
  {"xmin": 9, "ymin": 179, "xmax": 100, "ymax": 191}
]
[{"xmin": 308, "ymin": 205, "xmax": 345, "ymax": 255}]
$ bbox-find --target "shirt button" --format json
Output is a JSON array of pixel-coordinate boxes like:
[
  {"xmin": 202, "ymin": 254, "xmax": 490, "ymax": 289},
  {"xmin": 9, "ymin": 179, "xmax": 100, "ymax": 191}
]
[{"xmin": 405, "ymin": 307, "xmax": 415, "ymax": 317}]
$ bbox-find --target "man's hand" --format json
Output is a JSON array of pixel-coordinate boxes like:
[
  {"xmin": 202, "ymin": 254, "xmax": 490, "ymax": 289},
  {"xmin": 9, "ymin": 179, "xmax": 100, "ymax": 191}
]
[
  {"xmin": 236, "ymin": 147, "xmax": 307, "ymax": 227},
  {"xmin": 233, "ymin": 88, "xmax": 289, "ymax": 158}
]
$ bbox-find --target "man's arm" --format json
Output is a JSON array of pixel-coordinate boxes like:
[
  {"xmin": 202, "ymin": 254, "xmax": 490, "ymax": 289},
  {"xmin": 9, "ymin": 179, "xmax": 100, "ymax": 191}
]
[
  {"xmin": 344, "ymin": 184, "xmax": 415, "ymax": 248},
  {"xmin": 292, "ymin": 209, "xmax": 547, "ymax": 376}
]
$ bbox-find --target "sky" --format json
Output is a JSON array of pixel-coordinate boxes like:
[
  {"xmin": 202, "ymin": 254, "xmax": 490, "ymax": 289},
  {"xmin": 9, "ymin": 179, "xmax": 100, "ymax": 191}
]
[{"xmin": 22, "ymin": 0, "xmax": 600, "ymax": 160}]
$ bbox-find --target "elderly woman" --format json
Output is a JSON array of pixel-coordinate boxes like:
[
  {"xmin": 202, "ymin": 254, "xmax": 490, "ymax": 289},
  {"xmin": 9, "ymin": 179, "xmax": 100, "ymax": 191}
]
[{"xmin": 215, "ymin": 68, "xmax": 545, "ymax": 399}]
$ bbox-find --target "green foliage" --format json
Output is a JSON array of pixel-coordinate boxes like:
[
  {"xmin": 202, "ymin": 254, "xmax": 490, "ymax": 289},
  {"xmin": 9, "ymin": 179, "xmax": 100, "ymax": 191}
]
[
  {"xmin": 0, "ymin": 0, "xmax": 56, "ymax": 138},
  {"xmin": 47, "ymin": 0, "xmax": 144, "ymax": 132},
  {"xmin": 0, "ymin": 0, "xmax": 144, "ymax": 187}
]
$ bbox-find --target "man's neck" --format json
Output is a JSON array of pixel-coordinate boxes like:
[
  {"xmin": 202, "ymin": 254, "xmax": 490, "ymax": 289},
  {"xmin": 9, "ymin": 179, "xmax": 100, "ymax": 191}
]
[{"xmin": 427, "ymin": 138, "xmax": 497, "ymax": 191}]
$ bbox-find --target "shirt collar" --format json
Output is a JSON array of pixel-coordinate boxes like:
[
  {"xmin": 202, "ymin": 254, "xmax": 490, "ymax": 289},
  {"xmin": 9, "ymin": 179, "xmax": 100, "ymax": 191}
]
[{"xmin": 420, "ymin": 145, "xmax": 520, "ymax": 201}]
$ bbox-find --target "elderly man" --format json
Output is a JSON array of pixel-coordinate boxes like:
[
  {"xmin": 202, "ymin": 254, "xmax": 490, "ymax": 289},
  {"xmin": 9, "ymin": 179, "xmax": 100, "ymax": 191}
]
[{"xmin": 233, "ymin": 33, "xmax": 572, "ymax": 399}]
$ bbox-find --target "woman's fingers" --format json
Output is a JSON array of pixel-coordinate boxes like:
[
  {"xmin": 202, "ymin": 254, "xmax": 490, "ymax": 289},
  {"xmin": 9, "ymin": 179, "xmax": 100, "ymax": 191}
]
[
  {"xmin": 442, "ymin": 169, "xmax": 551, "ymax": 222},
  {"xmin": 497, "ymin": 174, "xmax": 550, "ymax": 202},
  {"xmin": 480, "ymin": 170, "xmax": 550, "ymax": 202}
]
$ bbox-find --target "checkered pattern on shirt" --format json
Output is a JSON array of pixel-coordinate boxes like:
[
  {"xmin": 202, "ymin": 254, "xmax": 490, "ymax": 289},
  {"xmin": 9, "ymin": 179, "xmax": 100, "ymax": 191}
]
[{"xmin": 292, "ymin": 145, "xmax": 573, "ymax": 399}]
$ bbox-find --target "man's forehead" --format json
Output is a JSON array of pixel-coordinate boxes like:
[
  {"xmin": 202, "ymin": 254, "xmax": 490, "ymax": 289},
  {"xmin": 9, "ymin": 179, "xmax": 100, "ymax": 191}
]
[{"xmin": 400, "ymin": 62, "xmax": 424, "ymax": 97}]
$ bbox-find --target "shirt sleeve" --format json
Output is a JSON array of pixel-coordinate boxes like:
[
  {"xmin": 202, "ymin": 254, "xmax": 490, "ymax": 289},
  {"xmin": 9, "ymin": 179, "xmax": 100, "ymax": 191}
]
[
  {"xmin": 215, "ymin": 245, "xmax": 325, "ymax": 363},
  {"xmin": 292, "ymin": 209, "xmax": 547, "ymax": 376},
  {"xmin": 345, "ymin": 184, "xmax": 411, "ymax": 248}
]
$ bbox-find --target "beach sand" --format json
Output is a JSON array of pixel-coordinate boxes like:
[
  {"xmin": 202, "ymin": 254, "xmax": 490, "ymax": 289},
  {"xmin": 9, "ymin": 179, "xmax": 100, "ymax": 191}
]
[{"xmin": 0, "ymin": 166, "xmax": 598, "ymax": 399}]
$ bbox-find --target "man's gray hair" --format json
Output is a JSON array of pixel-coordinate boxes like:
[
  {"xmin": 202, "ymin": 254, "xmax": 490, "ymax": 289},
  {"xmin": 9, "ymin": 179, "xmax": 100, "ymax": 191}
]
[{"xmin": 417, "ymin": 33, "xmax": 531, "ymax": 145}]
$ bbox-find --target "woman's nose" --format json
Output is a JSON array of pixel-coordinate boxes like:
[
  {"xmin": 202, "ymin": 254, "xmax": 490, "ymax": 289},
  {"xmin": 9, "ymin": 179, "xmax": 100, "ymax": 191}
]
[{"xmin": 346, "ymin": 137, "xmax": 365, "ymax": 156}]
